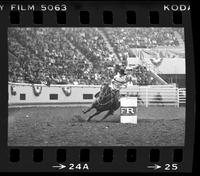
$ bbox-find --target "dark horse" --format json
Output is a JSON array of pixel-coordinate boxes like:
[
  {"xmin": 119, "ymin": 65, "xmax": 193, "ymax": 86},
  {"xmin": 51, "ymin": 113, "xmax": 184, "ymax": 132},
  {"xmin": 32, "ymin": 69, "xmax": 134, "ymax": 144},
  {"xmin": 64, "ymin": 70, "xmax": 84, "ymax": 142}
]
[{"xmin": 82, "ymin": 83, "xmax": 120, "ymax": 121}]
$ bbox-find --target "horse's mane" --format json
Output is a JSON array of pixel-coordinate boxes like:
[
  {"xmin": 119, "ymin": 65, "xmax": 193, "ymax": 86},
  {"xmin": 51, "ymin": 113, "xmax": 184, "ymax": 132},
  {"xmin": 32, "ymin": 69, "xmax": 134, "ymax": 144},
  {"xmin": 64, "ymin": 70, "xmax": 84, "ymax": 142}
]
[
  {"xmin": 93, "ymin": 82, "xmax": 120, "ymax": 109},
  {"xmin": 100, "ymin": 83, "xmax": 110, "ymax": 94}
]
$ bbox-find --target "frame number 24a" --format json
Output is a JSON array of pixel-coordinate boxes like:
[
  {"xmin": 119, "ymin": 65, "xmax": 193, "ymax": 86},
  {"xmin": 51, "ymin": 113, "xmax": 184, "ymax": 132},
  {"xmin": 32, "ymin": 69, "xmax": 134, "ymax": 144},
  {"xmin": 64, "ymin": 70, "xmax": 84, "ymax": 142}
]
[{"xmin": 69, "ymin": 163, "xmax": 89, "ymax": 170}]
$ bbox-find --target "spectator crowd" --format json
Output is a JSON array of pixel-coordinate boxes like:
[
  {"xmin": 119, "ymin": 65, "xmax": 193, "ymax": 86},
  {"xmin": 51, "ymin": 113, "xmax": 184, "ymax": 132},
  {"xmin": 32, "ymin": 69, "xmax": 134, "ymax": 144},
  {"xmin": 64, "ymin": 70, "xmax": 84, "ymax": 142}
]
[
  {"xmin": 103, "ymin": 28, "xmax": 181, "ymax": 59},
  {"xmin": 8, "ymin": 27, "xmax": 183, "ymax": 86}
]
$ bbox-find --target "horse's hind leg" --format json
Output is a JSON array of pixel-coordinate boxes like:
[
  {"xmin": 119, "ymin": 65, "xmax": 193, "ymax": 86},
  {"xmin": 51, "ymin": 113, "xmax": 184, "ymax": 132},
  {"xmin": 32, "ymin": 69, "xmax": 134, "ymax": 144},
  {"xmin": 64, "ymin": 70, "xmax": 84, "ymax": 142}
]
[
  {"xmin": 87, "ymin": 111, "xmax": 101, "ymax": 122},
  {"xmin": 100, "ymin": 110, "xmax": 114, "ymax": 121}
]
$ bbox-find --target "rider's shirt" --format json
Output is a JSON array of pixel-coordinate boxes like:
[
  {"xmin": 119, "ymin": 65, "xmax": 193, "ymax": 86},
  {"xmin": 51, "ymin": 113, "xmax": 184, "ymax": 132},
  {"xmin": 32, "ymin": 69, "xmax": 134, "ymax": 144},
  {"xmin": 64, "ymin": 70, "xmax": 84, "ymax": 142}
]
[{"xmin": 111, "ymin": 73, "xmax": 127, "ymax": 90}]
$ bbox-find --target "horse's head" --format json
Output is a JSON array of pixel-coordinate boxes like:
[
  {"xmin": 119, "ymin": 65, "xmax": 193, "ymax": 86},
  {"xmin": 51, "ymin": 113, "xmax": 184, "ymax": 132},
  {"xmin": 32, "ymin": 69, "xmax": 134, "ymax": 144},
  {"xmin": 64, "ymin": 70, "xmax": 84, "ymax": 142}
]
[
  {"xmin": 99, "ymin": 83, "xmax": 111, "ymax": 97},
  {"xmin": 100, "ymin": 83, "xmax": 109, "ymax": 92}
]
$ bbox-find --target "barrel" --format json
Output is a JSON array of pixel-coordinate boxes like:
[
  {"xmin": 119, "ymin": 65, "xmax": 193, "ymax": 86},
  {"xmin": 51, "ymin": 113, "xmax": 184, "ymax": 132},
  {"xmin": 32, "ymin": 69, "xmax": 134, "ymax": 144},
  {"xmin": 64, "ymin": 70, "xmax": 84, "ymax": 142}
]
[{"xmin": 120, "ymin": 97, "xmax": 137, "ymax": 124}]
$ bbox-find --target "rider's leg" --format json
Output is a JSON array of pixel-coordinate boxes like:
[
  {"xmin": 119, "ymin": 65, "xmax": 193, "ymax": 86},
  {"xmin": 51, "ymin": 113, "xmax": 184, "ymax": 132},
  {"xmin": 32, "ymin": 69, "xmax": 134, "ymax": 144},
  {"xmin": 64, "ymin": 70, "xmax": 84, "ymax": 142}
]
[
  {"xmin": 114, "ymin": 90, "xmax": 119, "ymax": 106},
  {"xmin": 100, "ymin": 109, "xmax": 114, "ymax": 121},
  {"xmin": 87, "ymin": 111, "xmax": 101, "ymax": 122}
]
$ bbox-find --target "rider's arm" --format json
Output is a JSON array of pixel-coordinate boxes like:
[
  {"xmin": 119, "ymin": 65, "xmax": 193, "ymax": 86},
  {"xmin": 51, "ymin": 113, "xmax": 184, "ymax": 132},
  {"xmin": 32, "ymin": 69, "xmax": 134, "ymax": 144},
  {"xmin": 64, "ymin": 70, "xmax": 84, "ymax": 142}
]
[{"xmin": 122, "ymin": 75, "xmax": 128, "ymax": 88}]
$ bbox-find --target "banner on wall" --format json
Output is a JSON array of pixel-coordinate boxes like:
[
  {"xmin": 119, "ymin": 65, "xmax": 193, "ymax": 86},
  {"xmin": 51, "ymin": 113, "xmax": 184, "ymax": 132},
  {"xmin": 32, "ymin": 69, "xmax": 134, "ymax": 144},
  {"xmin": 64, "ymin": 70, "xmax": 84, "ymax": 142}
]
[
  {"xmin": 32, "ymin": 84, "xmax": 42, "ymax": 96},
  {"xmin": 62, "ymin": 86, "xmax": 72, "ymax": 96},
  {"xmin": 11, "ymin": 85, "xmax": 16, "ymax": 96},
  {"xmin": 130, "ymin": 48, "xmax": 185, "ymax": 65}
]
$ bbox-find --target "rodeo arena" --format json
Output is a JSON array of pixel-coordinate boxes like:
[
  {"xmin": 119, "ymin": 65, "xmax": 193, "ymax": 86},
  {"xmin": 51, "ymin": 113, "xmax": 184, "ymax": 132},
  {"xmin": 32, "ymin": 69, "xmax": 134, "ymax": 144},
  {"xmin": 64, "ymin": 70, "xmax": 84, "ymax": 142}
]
[{"xmin": 8, "ymin": 28, "xmax": 186, "ymax": 146}]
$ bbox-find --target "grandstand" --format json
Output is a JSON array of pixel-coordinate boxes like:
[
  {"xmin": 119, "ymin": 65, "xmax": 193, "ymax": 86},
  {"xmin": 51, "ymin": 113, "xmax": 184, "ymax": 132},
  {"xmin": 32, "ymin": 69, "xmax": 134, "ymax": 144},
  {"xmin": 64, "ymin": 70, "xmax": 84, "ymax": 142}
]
[{"xmin": 8, "ymin": 27, "xmax": 185, "ymax": 87}]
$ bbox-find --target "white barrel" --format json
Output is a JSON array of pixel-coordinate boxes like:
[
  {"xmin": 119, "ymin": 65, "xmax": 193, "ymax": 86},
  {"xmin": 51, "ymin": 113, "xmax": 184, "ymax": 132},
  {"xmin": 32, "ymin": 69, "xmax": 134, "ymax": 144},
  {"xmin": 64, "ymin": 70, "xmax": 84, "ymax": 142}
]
[{"xmin": 120, "ymin": 97, "xmax": 137, "ymax": 124}]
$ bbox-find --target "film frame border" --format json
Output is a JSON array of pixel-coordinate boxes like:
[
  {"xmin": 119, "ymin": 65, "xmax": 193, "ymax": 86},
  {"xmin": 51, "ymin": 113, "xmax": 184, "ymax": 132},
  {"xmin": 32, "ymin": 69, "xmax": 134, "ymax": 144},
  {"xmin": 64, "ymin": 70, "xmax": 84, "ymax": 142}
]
[{"xmin": 0, "ymin": 0, "xmax": 195, "ymax": 173}]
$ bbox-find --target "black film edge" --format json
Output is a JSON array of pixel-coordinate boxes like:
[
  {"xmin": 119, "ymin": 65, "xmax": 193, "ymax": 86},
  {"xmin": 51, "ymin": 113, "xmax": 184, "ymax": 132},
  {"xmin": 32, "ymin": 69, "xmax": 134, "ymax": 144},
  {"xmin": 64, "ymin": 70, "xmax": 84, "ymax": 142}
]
[{"xmin": 0, "ymin": 0, "xmax": 195, "ymax": 173}]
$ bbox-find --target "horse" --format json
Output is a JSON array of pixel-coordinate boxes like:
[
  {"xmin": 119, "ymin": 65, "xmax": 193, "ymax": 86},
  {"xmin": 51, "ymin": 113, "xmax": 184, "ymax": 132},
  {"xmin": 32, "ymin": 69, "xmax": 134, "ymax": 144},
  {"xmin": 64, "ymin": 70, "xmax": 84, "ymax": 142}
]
[{"xmin": 82, "ymin": 83, "xmax": 120, "ymax": 122}]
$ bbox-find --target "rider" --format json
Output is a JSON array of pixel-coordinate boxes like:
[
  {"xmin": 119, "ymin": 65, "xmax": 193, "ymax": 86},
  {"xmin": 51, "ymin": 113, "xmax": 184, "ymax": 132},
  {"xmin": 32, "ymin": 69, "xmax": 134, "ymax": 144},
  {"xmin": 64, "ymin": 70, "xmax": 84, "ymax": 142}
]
[
  {"xmin": 94, "ymin": 67, "xmax": 127, "ymax": 99},
  {"xmin": 111, "ymin": 68, "xmax": 127, "ymax": 90},
  {"xmin": 110, "ymin": 68, "xmax": 128, "ymax": 103}
]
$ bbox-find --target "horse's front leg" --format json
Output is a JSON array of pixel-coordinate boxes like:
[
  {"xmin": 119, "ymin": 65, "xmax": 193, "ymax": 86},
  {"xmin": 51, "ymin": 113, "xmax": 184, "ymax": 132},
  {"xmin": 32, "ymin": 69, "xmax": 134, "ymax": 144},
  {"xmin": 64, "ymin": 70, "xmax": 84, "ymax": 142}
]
[
  {"xmin": 100, "ymin": 110, "xmax": 114, "ymax": 121},
  {"xmin": 82, "ymin": 105, "xmax": 94, "ymax": 114},
  {"xmin": 87, "ymin": 111, "xmax": 101, "ymax": 122}
]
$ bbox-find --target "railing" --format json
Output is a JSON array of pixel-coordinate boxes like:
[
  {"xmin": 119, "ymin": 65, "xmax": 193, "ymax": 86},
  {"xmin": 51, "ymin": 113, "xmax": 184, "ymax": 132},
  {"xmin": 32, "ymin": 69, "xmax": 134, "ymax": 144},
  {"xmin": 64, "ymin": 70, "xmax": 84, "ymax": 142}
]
[
  {"xmin": 121, "ymin": 85, "xmax": 179, "ymax": 107},
  {"xmin": 8, "ymin": 82, "xmax": 101, "ymax": 88},
  {"xmin": 178, "ymin": 88, "xmax": 186, "ymax": 105},
  {"xmin": 139, "ymin": 50, "xmax": 168, "ymax": 85}
]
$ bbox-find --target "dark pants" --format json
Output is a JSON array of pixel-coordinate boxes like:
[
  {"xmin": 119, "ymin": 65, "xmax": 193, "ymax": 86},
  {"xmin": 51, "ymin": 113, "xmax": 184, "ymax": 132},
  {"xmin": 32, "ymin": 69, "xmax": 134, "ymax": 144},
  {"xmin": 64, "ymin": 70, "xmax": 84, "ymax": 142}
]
[{"xmin": 111, "ymin": 89, "xmax": 120, "ymax": 105}]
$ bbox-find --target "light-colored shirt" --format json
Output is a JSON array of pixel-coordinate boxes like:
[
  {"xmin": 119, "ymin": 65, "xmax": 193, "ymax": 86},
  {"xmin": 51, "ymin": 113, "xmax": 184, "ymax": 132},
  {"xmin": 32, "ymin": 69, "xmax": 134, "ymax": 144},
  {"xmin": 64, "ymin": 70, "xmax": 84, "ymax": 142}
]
[{"xmin": 111, "ymin": 73, "xmax": 127, "ymax": 90}]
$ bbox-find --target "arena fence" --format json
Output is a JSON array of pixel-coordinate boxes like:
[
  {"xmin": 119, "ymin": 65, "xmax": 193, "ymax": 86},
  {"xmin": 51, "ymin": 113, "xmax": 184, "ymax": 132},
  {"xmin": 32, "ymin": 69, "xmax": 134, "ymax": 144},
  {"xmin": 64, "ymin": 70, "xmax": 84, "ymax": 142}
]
[
  {"xmin": 178, "ymin": 88, "xmax": 186, "ymax": 105},
  {"xmin": 8, "ymin": 82, "xmax": 185, "ymax": 107},
  {"xmin": 120, "ymin": 84, "xmax": 181, "ymax": 107}
]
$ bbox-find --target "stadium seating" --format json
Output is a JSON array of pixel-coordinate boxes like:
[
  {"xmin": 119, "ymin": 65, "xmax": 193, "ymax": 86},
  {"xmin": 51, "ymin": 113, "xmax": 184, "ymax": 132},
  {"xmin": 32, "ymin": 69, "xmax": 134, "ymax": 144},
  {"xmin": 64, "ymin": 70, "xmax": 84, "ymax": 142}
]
[{"xmin": 8, "ymin": 28, "xmax": 183, "ymax": 85}]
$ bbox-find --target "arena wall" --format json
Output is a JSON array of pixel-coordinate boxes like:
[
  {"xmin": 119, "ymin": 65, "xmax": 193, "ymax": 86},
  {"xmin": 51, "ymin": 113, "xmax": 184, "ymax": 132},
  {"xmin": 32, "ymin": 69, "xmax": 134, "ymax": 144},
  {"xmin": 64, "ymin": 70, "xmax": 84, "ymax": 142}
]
[
  {"xmin": 8, "ymin": 82, "xmax": 100, "ymax": 106},
  {"xmin": 8, "ymin": 82, "xmax": 185, "ymax": 107}
]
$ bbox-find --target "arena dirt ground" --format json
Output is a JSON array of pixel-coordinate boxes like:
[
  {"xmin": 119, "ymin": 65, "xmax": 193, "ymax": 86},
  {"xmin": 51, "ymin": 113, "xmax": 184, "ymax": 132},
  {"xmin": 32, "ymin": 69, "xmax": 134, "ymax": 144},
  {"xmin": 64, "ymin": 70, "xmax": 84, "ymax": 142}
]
[{"xmin": 8, "ymin": 106, "xmax": 185, "ymax": 146}]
